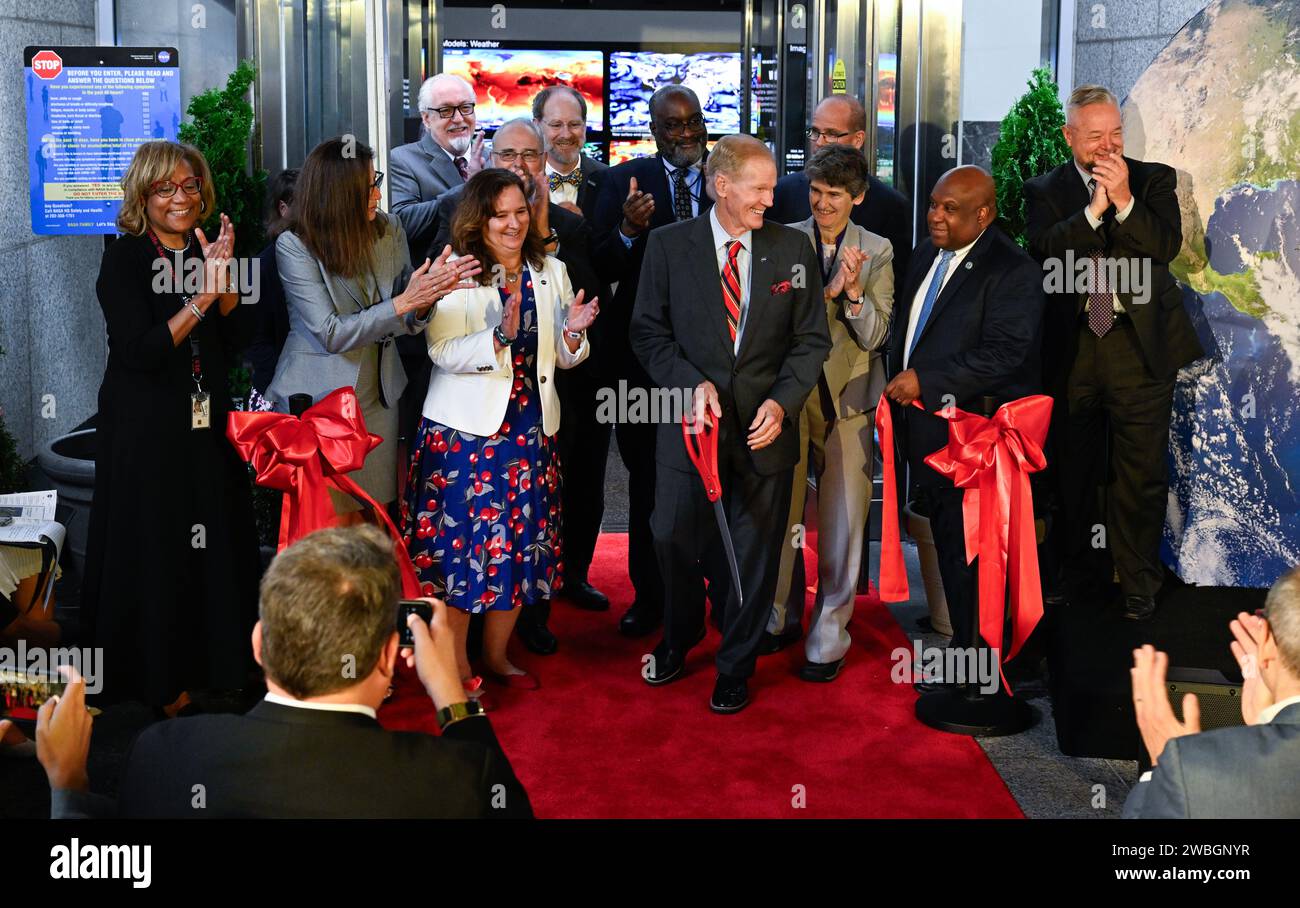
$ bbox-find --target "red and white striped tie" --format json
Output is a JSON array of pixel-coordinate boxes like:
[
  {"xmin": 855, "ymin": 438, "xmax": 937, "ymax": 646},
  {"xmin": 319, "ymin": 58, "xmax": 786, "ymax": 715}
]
[{"xmin": 722, "ymin": 240, "xmax": 742, "ymax": 342}]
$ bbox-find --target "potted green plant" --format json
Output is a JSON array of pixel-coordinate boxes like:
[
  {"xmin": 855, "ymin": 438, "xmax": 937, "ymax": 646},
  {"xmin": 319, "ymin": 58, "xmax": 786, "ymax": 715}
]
[{"xmin": 990, "ymin": 66, "xmax": 1072, "ymax": 247}]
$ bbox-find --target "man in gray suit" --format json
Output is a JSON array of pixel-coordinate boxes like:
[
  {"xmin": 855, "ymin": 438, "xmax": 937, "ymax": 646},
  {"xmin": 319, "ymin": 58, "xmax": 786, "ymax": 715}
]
[
  {"xmin": 390, "ymin": 73, "xmax": 486, "ymax": 450},
  {"xmin": 389, "ymin": 73, "xmax": 485, "ymax": 266},
  {"xmin": 1125, "ymin": 565, "xmax": 1300, "ymax": 818}
]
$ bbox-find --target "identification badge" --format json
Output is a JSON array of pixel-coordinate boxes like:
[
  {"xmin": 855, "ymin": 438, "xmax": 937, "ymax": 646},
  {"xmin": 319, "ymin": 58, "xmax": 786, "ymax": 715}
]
[{"xmin": 191, "ymin": 392, "xmax": 211, "ymax": 430}]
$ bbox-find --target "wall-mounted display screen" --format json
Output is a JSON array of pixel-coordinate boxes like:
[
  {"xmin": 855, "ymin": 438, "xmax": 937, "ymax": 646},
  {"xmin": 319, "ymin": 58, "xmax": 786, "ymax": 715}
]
[
  {"xmin": 442, "ymin": 47, "xmax": 604, "ymax": 130},
  {"xmin": 608, "ymin": 50, "xmax": 743, "ymax": 135},
  {"xmin": 608, "ymin": 137, "xmax": 659, "ymax": 164}
]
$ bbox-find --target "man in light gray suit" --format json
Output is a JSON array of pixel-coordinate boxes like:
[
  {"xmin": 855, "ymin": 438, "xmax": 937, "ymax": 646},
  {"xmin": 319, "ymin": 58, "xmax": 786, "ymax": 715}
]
[
  {"xmin": 1124, "ymin": 565, "xmax": 1300, "ymax": 818},
  {"xmin": 767, "ymin": 145, "xmax": 894, "ymax": 681},
  {"xmin": 389, "ymin": 73, "xmax": 485, "ymax": 263}
]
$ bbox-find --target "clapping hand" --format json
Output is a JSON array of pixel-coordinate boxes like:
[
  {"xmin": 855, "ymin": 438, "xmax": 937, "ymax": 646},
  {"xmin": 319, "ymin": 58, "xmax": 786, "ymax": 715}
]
[
  {"xmin": 1131, "ymin": 644, "xmax": 1200, "ymax": 767},
  {"xmin": 427, "ymin": 245, "xmax": 482, "ymax": 298},
  {"xmin": 1230, "ymin": 611, "xmax": 1275, "ymax": 725},
  {"xmin": 1091, "ymin": 151, "xmax": 1131, "ymax": 209},
  {"xmin": 195, "ymin": 213, "xmax": 234, "ymax": 299},
  {"xmin": 824, "ymin": 246, "xmax": 869, "ymax": 307},
  {"xmin": 394, "ymin": 257, "xmax": 441, "ymax": 317},
  {"xmin": 564, "ymin": 289, "xmax": 599, "ymax": 334},
  {"xmin": 495, "ymin": 289, "xmax": 522, "ymax": 351},
  {"xmin": 620, "ymin": 177, "xmax": 655, "ymax": 237}
]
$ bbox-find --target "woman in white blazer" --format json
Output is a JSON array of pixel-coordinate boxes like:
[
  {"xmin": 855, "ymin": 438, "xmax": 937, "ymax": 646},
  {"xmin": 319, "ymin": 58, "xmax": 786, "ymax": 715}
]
[{"xmin": 401, "ymin": 169, "xmax": 599, "ymax": 694}]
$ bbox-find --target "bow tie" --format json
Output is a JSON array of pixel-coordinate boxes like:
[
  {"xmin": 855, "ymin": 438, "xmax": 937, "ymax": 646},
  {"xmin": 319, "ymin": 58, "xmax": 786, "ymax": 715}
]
[{"xmin": 548, "ymin": 170, "xmax": 583, "ymax": 192}]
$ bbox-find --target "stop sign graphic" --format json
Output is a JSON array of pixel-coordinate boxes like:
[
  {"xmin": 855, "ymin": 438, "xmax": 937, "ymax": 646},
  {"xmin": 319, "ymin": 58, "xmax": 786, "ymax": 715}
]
[{"xmin": 32, "ymin": 50, "xmax": 62, "ymax": 80}]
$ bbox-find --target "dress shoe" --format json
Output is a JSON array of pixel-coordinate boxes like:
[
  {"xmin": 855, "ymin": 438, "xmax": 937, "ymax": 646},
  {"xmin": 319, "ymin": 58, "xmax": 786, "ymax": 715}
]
[
  {"xmin": 643, "ymin": 626, "xmax": 706, "ymax": 686},
  {"xmin": 563, "ymin": 580, "xmax": 610, "ymax": 611},
  {"xmin": 798, "ymin": 657, "xmax": 846, "ymax": 683},
  {"xmin": 759, "ymin": 627, "xmax": 802, "ymax": 655},
  {"xmin": 1122, "ymin": 595, "xmax": 1157, "ymax": 621},
  {"xmin": 619, "ymin": 601, "xmax": 663, "ymax": 638},
  {"xmin": 709, "ymin": 674, "xmax": 750, "ymax": 714},
  {"xmin": 484, "ymin": 668, "xmax": 540, "ymax": 690},
  {"xmin": 516, "ymin": 620, "xmax": 558, "ymax": 655}
]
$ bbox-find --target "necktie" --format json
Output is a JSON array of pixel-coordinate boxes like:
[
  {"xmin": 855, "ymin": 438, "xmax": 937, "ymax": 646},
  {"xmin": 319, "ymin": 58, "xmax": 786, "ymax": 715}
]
[
  {"xmin": 907, "ymin": 250, "xmax": 954, "ymax": 362},
  {"xmin": 721, "ymin": 240, "xmax": 743, "ymax": 343},
  {"xmin": 1086, "ymin": 178, "xmax": 1116, "ymax": 337},
  {"xmin": 454, "ymin": 156, "xmax": 469, "ymax": 181},
  {"xmin": 548, "ymin": 170, "xmax": 582, "ymax": 192},
  {"xmin": 672, "ymin": 167, "xmax": 693, "ymax": 222}
]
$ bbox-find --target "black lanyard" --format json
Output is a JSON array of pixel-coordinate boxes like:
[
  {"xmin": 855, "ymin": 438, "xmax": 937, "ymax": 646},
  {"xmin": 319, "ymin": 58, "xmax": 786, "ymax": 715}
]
[
  {"xmin": 819, "ymin": 226, "xmax": 849, "ymax": 287},
  {"xmin": 147, "ymin": 227, "xmax": 204, "ymax": 391}
]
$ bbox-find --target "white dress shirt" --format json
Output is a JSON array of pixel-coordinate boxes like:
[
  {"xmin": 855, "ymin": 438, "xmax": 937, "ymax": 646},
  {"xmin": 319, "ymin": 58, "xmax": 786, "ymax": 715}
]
[
  {"xmin": 546, "ymin": 160, "xmax": 581, "ymax": 207},
  {"xmin": 264, "ymin": 691, "xmax": 377, "ymax": 720},
  {"xmin": 902, "ymin": 229, "xmax": 985, "ymax": 369},
  {"xmin": 709, "ymin": 207, "xmax": 752, "ymax": 355}
]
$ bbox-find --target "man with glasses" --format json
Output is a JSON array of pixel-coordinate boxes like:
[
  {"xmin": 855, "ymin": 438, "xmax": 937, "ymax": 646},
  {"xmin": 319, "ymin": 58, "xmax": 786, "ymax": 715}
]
[
  {"xmin": 533, "ymin": 85, "xmax": 607, "ymax": 220},
  {"xmin": 391, "ymin": 73, "xmax": 485, "ymax": 265},
  {"xmin": 591, "ymin": 85, "xmax": 715, "ymax": 640},
  {"xmin": 391, "ymin": 74, "xmax": 486, "ymax": 476},
  {"xmin": 426, "ymin": 117, "xmax": 612, "ymax": 653},
  {"xmin": 769, "ymin": 95, "xmax": 911, "ymax": 299}
]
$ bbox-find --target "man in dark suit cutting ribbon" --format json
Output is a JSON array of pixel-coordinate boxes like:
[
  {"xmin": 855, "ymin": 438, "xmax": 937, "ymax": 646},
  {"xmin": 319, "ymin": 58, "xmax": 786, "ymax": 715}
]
[
  {"xmin": 1024, "ymin": 85, "xmax": 1204, "ymax": 621},
  {"xmin": 630, "ymin": 134, "xmax": 831, "ymax": 713},
  {"xmin": 884, "ymin": 166, "xmax": 1044, "ymax": 656}
]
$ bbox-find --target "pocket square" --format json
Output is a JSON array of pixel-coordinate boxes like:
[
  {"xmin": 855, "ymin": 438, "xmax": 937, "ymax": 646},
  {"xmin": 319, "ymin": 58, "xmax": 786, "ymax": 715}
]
[{"xmin": 770, "ymin": 280, "xmax": 792, "ymax": 295}]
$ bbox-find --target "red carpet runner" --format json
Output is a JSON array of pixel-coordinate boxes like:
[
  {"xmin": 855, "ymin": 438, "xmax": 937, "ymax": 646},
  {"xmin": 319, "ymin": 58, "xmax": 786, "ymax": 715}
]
[{"xmin": 380, "ymin": 533, "xmax": 1024, "ymax": 818}]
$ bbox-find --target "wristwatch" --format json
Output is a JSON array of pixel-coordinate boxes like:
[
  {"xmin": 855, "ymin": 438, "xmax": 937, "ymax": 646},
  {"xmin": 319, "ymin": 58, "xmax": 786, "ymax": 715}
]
[
  {"xmin": 436, "ymin": 699, "xmax": 486, "ymax": 731},
  {"xmin": 543, "ymin": 230, "xmax": 560, "ymax": 246}
]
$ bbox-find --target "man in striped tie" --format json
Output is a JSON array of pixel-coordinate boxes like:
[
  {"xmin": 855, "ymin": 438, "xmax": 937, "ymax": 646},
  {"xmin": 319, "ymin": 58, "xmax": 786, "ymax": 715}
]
[{"xmin": 630, "ymin": 135, "xmax": 831, "ymax": 713}]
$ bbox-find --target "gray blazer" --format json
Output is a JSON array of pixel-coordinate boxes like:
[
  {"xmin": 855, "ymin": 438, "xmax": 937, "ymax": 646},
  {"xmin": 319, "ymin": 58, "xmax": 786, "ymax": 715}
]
[
  {"xmin": 1122, "ymin": 701, "xmax": 1300, "ymax": 818},
  {"xmin": 789, "ymin": 217, "xmax": 894, "ymax": 417},
  {"xmin": 266, "ymin": 217, "xmax": 429, "ymax": 411},
  {"xmin": 389, "ymin": 131, "xmax": 466, "ymax": 260}
]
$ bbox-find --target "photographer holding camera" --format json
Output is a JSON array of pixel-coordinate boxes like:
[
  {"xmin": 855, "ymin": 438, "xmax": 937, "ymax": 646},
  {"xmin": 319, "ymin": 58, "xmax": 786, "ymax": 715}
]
[{"xmin": 33, "ymin": 526, "xmax": 532, "ymax": 819}]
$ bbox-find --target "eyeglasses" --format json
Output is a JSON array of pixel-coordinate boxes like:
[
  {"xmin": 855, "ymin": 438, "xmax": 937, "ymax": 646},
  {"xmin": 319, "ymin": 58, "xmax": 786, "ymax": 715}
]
[
  {"xmin": 807, "ymin": 127, "xmax": 853, "ymax": 141},
  {"xmin": 371, "ymin": 170, "xmax": 385, "ymax": 189},
  {"xmin": 657, "ymin": 114, "xmax": 707, "ymax": 136},
  {"xmin": 492, "ymin": 149, "xmax": 542, "ymax": 164},
  {"xmin": 424, "ymin": 103, "xmax": 476, "ymax": 119},
  {"xmin": 543, "ymin": 119, "xmax": 585, "ymax": 132},
  {"xmin": 148, "ymin": 177, "xmax": 203, "ymax": 198}
]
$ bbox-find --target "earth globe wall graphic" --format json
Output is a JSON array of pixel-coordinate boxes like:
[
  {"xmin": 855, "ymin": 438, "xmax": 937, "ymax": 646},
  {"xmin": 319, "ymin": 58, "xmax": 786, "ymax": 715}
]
[{"xmin": 1122, "ymin": 0, "xmax": 1300, "ymax": 587}]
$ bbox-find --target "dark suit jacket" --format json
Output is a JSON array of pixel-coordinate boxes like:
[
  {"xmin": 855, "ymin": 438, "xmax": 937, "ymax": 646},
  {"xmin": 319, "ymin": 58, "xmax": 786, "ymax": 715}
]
[
  {"xmin": 770, "ymin": 171, "xmax": 913, "ymax": 292},
  {"xmin": 1123, "ymin": 702, "xmax": 1300, "ymax": 818},
  {"xmin": 592, "ymin": 153, "xmax": 715, "ymax": 384},
  {"xmin": 630, "ymin": 216, "xmax": 832, "ymax": 476},
  {"xmin": 427, "ymin": 187, "xmax": 611, "ymax": 378},
  {"xmin": 885, "ymin": 228, "xmax": 1045, "ymax": 487},
  {"xmin": 1024, "ymin": 158, "xmax": 1203, "ymax": 388},
  {"xmin": 572, "ymin": 152, "xmax": 608, "ymax": 220},
  {"xmin": 390, "ymin": 132, "xmax": 466, "ymax": 265},
  {"xmin": 52, "ymin": 701, "xmax": 532, "ymax": 819}
]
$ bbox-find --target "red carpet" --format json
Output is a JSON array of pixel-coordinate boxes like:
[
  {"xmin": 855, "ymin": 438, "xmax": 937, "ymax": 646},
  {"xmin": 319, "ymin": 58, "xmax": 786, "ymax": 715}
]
[{"xmin": 380, "ymin": 533, "xmax": 1024, "ymax": 818}]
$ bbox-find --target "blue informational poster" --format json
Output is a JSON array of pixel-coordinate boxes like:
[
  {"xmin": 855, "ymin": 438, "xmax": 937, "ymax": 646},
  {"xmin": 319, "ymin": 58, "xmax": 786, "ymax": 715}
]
[{"xmin": 24, "ymin": 46, "xmax": 181, "ymax": 235}]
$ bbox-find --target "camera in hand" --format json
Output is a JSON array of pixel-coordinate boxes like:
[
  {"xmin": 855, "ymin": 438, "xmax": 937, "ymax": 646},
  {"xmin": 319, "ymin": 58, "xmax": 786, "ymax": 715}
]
[{"xmin": 397, "ymin": 599, "xmax": 433, "ymax": 647}]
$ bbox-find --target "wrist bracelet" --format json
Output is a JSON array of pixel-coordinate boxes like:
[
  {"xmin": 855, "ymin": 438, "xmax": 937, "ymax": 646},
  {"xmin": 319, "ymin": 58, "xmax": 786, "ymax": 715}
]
[
  {"xmin": 186, "ymin": 300, "xmax": 205, "ymax": 321},
  {"xmin": 493, "ymin": 326, "xmax": 513, "ymax": 346}
]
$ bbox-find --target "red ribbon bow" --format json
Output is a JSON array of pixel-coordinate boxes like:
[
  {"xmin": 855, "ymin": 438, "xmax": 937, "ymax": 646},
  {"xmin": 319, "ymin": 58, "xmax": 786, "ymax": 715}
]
[
  {"xmin": 226, "ymin": 387, "xmax": 421, "ymax": 597},
  {"xmin": 876, "ymin": 393, "xmax": 1053, "ymax": 689}
]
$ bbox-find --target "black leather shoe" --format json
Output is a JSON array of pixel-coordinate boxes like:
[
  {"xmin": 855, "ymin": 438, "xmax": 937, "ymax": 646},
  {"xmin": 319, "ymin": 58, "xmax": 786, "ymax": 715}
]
[
  {"xmin": 516, "ymin": 621, "xmax": 558, "ymax": 655},
  {"xmin": 1122, "ymin": 595, "xmax": 1157, "ymax": 621},
  {"xmin": 619, "ymin": 601, "xmax": 663, "ymax": 638},
  {"xmin": 642, "ymin": 625, "xmax": 706, "ymax": 686},
  {"xmin": 759, "ymin": 627, "xmax": 802, "ymax": 655},
  {"xmin": 709, "ymin": 674, "xmax": 750, "ymax": 714},
  {"xmin": 564, "ymin": 580, "xmax": 610, "ymax": 612},
  {"xmin": 798, "ymin": 657, "xmax": 846, "ymax": 683}
]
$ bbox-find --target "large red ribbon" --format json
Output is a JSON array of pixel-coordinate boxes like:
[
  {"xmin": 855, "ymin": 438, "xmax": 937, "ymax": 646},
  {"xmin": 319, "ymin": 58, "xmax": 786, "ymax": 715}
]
[
  {"xmin": 875, "ymin": 393, "xmax": 1053, "ymax": 686},
  {"xmin": 226, "ymin": 387, "xmax": 421, "ymax": 597}
]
